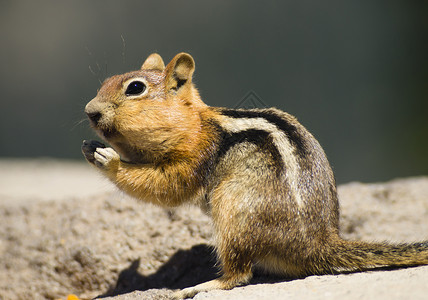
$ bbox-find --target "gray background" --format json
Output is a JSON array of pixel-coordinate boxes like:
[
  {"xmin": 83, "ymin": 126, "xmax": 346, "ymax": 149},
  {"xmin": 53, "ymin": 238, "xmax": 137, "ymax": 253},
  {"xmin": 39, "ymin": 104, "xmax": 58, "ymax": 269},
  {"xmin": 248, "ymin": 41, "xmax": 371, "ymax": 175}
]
[{"xmin": 1, "ymin": 1, "xmax": 427, "ymax": 183}]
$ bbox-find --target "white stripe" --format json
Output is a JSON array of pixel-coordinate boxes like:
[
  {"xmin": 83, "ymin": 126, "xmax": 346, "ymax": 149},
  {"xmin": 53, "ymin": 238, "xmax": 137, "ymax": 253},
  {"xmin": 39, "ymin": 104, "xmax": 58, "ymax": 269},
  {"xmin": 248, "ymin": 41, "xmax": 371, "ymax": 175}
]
[{"xmin": 222, "ymin": 117, "xmax": 304, "ymax": 208}]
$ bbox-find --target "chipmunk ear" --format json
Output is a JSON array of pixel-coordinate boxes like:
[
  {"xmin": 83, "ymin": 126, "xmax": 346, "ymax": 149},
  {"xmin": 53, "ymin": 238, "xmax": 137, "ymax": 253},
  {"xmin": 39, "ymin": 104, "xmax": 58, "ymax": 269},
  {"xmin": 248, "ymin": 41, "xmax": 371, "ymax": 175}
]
[
  {"xmin": 164, "ymin": 53, "xmax": 195, "ymax": 91},
  {"xmin": 141, "ymin": 53, "xmax": 165, "ymax": 71}
]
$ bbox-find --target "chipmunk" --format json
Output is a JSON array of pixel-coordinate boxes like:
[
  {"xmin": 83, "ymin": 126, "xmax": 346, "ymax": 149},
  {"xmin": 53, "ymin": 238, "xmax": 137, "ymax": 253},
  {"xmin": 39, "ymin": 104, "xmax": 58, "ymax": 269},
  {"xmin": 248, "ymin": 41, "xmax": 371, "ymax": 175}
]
[{"xmin": 82, "ymin": 52, "xmax": 428, "ymax": 299}]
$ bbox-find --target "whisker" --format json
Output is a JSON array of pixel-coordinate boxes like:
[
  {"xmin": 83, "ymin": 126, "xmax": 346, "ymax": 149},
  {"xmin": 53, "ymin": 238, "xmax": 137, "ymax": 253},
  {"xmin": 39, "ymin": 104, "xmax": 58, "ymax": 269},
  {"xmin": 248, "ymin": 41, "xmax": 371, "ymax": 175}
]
[
  {"xmin": 121, "ymin": 34, "xmax": 126, "ymax": 65},
  {"xmin": 104, "ymin": 51, "xmax": 108, "ymax": 78},
  {"xmin": 70, "ymin": 118, "xmax": 89, "ymax": 131},
  {"xmin": 85, "ymin": 45, "xmax": 103, "ymax": 84},
  {"xmin": 89, "ymin": 65, "xmax": 97, "ymax": 76},
  {"xmin": 84, "ymin": 46, "xmax": 92, "ymax": 56}
]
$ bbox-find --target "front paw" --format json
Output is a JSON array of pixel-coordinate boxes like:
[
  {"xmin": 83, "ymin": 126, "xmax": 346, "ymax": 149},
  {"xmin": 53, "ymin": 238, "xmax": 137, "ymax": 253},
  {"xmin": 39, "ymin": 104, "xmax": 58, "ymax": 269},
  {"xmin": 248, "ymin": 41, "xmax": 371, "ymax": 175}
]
[
  {"xmin": 82, "ymin": 140, "xmax": 120, "ymax": 171},
  {"xmin": 82, "ymin": 140, "xmax": 105, "ymax": 164}
]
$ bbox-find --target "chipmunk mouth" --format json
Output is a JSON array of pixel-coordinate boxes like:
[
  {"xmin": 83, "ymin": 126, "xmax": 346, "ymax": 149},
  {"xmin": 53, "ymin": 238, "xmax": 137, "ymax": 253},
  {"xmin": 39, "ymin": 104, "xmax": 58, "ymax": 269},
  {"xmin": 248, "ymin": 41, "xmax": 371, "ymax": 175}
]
[
  {"xmin": 87, "ymin": 118, "xmax": 149, "ymax": 164},
  {"xmin": 100, "ymin": 127, "xmax": 119, "ymax": 140},
  {"xmin": 87, "ymin": 126, "xmax": 137, "ymax": 164}
]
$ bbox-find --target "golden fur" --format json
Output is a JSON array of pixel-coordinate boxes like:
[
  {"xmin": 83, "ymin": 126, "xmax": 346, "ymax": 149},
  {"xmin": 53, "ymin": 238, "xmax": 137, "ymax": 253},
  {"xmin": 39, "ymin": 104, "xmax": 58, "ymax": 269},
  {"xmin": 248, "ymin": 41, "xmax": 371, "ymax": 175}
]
[{"xmin": 82, "ymin": 53, "xmax": 428, "ymax": 299}]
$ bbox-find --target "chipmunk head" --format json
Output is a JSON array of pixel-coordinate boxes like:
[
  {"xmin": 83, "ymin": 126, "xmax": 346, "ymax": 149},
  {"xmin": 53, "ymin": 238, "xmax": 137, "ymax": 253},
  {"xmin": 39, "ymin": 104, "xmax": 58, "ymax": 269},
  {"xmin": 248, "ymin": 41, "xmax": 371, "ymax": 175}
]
[{"xmin": 85, "ymin": 52, "xmax": 207, "ymax": 164}]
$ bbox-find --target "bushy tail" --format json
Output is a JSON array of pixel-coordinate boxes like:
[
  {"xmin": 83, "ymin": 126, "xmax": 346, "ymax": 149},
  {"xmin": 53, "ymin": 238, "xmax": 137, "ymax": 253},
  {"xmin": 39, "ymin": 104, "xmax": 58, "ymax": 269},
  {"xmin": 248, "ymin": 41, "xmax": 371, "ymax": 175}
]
[{"xmin": 321, "ymin": 238, "xmax": 428, "ymax": 273}]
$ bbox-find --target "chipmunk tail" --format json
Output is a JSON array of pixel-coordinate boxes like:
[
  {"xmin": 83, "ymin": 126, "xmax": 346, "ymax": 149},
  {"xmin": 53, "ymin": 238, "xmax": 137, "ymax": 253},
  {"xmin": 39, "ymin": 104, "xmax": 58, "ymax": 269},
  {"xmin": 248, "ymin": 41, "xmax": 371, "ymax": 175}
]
[{"xmin": 319, "ymin": 238, "xmax": 428, "ymax": 273}]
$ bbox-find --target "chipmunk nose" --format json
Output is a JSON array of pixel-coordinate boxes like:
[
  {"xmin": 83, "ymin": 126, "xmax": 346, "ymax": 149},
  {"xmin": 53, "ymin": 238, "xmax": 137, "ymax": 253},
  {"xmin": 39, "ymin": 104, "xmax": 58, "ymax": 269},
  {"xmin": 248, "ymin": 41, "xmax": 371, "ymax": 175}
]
[
  {"xmin": 87, "ymin": 111, "xmax": 102, "ymax": 123},
  {"xmin": 85, "ymin": 100, "xmax": 102, "ymax": 124}
]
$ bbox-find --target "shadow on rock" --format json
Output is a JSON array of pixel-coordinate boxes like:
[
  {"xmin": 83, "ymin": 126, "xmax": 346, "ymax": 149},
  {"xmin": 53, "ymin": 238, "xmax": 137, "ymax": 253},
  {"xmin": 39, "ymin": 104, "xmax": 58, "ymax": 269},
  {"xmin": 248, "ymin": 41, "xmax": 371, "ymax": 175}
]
[
  {"xmin": 96, "ymin": 244, "xmax": 219, "ymax": 297},
  {"xmin": 96, "ymin": 243, "xmax": 294, "ymax": 298}
]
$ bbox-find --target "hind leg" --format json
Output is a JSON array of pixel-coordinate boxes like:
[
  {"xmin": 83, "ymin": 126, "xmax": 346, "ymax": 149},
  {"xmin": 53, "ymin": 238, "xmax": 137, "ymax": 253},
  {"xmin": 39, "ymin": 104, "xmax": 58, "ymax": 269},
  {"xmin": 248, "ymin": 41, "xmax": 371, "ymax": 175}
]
[
  {"xmin": 174, "ymin": 192, "xmax": 256, "ymax": 299},
  {"xmin": 173, "ymin": 241, "xmax": 253, "ymax": 299}
]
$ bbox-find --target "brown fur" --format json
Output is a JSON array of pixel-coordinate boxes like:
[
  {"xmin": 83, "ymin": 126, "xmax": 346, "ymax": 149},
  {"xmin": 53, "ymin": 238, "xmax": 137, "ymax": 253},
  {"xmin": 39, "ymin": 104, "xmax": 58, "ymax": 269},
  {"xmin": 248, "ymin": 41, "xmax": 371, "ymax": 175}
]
[{"xmin": 82, "ymin": 53, "xmax": 428, "ymax": 299}]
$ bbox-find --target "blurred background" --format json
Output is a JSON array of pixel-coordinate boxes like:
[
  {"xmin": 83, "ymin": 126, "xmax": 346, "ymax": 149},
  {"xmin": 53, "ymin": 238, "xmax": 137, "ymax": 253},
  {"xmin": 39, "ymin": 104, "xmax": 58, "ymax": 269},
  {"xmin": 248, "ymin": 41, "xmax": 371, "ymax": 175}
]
[{"xmin": 0, "ymin": 1, "xmax": 427, "ymax": 184}]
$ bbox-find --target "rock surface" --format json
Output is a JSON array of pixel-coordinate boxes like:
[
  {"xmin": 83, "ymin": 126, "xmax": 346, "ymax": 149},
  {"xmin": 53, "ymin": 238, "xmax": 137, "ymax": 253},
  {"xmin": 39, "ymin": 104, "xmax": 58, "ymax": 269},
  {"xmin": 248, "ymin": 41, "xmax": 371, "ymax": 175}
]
[{"xmin": 0, "ymin": 159, "xmax": 427, "ymax": 300}]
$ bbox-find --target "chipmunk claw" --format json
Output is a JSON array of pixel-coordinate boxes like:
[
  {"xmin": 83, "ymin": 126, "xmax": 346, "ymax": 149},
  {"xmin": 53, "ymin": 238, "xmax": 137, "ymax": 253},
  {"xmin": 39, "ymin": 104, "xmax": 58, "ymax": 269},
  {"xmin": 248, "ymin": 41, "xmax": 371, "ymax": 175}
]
[
  {"xmin": 82, "ymin": 140, "xmax": 119, "ymax": 170},
  {"xmin": 82, "ymin": 140, "xmax": 105, "ymax": 164}
]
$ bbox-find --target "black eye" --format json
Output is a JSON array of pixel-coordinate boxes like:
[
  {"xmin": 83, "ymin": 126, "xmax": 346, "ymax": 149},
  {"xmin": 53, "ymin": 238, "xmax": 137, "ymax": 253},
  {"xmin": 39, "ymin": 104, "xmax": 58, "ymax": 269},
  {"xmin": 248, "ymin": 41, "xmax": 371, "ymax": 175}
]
[{"xmin": 125, "ymin": 81, "xmax": 146, "ymax": 96}]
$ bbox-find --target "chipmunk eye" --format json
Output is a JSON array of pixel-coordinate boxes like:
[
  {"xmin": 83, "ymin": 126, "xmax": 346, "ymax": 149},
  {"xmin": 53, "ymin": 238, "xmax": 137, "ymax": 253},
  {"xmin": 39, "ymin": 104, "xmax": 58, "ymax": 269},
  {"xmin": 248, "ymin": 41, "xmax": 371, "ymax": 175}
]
[{"xmin": 125, "ymin": 81, "xmax": 146, "ymax": 96}]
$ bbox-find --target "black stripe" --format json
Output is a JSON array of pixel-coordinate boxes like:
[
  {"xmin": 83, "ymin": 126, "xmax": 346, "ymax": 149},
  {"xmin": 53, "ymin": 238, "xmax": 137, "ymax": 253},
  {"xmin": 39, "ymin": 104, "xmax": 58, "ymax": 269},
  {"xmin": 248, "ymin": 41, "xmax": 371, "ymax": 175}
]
[
  {"xmin": 217, "ymin": 128, "xmax": 284, "ymax": 177},
  {"xmin": 220, "ymin": 108, "xmax": 307, "ymax": 158},
  {"xmin": 193, "ymin": 117, "xmax": 286, "ymax": 189}
]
